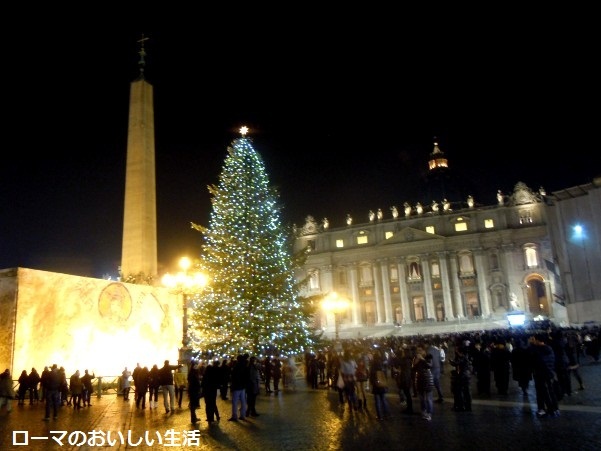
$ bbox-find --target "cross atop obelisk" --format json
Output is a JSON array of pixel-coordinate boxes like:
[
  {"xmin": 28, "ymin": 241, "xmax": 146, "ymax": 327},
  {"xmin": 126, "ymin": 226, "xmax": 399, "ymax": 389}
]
[
  {"xmin": 121, "ymin": 33, "xmax": 158, "ymax": 283},
  {"xmin": 137, "ymin": 33, "xmax": 149, "ymax": 78}
]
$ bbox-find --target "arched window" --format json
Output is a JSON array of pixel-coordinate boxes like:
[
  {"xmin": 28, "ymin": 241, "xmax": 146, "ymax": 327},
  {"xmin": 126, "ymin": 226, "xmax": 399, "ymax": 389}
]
[
  {"xmin": 359, "ymin": 265, "xmax": 373, "ymax": 286},
  {"xmin": 490, "ymin": 252, "xmax": 500, "ymax": 271},
  {"xmin": 458, "ymin": 252, "xmax": 474, "ymax": 276},
  {"xmin": 407, "ymin": 259, "xmax": 422, "ymax": 280}
]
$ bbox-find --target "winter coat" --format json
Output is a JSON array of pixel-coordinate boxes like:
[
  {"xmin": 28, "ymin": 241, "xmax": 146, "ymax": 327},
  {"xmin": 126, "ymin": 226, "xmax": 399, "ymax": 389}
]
[
  {"xmin": 0, "ymin": 371, "xmax": 16, "ymax": 399},
  {"xmin": 413, "ymin": 355, "xmax": 434, "ymax": 393},
  {"xmin": 70, "ymin": 373, "xmax": 83, "ymax": 395}
]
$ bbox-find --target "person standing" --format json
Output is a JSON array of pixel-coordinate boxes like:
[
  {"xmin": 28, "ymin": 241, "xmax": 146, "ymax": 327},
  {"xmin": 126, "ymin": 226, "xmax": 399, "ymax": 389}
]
[
  {"xmin": 202, "ymin": 359, "xmax": 222, "ymax": 422},
  {"xmin": 58, "ymin": 367, "xmax": 69, "ymax": 406},
  {"xmin": 43, "ymin": 364, "xmax": 61, "ymax": 420},
  {"xmin": 17, "ymin": 370, "xmax": 29, "ymax": 405},
  {"xmin": 27, "ymin": 367, "xmax": 41, "ymax": 405},
  {"xmin": 340, "ymin": 349, "xmax": 359, "ymax": 411},
  {"xmin": 69, "ymin": 370, "xmax": 83, "ymax": 409},
  {"xmin": 121, "ymin": 367, "xmax": 132, "ymax": 401},
  {"xmin": 228, "ymin": 354, "xmax": 250, "ymax": 421},
  {"xmin": 272, "ymin": 357, "xmax": 283, "ymax": 394},
  {"xmin": 510, "ymin": 337, "xmax": 532, "ymax": 396},
  {"xmin": 398, "ymin": 345, "xmax": 415, "ymax": 414},
  {"xmin": 262, "ymin": 356, "xmax": 273, "ymax": 394},
  {"xmin": 566, "ymin": 331, "xmax": 585, "ymax": 393},
  {"xmin": 413, "ymin": 345, "xmax": 434, "ymax": 421},
  {"xmin": 39, "ymin": 366, "xmax": 50, "ymax": 403},
  {"xmin": 187, "ymin": 361, "xmax": 202, "ymax": 424},
  {"xmin": 131, "ymin": 363, "xmax": 142, "ymax": 405},
  {"xmin": 174, "ymin": 367, "xmax": 187, "ymax": 409},
  {"xmin": 317, "ymin": 353, "xmax": 327, "ymax": 386},
  {"xmin": 0, "ymin": 369, "xmax": 16, "ymax": 413},
  {"xmin": 81, "ymin": 370, "xmax": 95, "ymax": 406},
  {"xmin": 307, "ymin": 354, "xmax": 320, "ymax": 390},
  {"xmin": 355, "ymin": 354, "xmax": 369, "ymax": 410},
  {"xmin": 134, "ymin": 366, "xmax": 149, "ymax": 409},
  {"xmin": 148, "ymin": 364, "xmax": 161, "ymax": 409},
  {"xmin": 491, "ymin": 340, "xmax": 511, "ymax": 395},
  {"xmin": 159, "ymin": 360, "xmax": 182, "ymax": 413},
  {"xmin": 529, "ymin": 334, "xmax": 560, "ymax": 417},
  {"xmin": 425, "ymin": 338, "xmax": 445, "ymax": 403},
  {"xmin": 246, "ymin": 356, "xmax": 261, "ymax": 417},
  {"xmin": 472, "ymin": 341, "xmax": 492, "ymax": 396},
  {"xmin": 219, "ymin": 359, "xmax": 231, "ymax": 401},
  {"xmin": 449, "ymin": 345, "xmax": 473, "ymax": 412},
  {"xmin": 369, "ymin": 352, "xmax": 391, "ymax": 420}
]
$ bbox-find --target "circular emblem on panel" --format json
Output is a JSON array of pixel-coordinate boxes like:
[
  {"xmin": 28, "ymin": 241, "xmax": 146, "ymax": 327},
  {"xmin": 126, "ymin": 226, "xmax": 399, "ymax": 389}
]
[{"xmin": 98, "ymin": 282, "xmax": 132, "ymax": 321}]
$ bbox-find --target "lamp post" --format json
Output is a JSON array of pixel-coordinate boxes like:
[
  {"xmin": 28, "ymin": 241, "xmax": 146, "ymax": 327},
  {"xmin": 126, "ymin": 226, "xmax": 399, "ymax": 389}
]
[
  {"xmin": 162, "ymin": 257, "xmax": 208, "ymax": 364},
  {"xmin": 322, "ymin": 292, "xmax": 350, "ymax": 341}
]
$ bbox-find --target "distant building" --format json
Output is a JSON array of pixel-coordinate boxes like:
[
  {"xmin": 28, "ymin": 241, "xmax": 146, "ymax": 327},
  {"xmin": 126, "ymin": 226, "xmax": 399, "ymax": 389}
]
[
  {"xmin": 545, "ymin": 177, "xmax": 601, "ymax": 324},
  {"xmin": 294, "ymin": 144, "xmax": 601, "ymax": 338}
]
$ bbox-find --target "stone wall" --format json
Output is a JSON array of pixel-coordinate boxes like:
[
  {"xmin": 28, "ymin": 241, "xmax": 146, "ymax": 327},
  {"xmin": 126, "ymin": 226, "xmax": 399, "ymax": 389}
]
[{"xmin": 0, "ymin": 268, "xmax": 181, "ymax": 376}]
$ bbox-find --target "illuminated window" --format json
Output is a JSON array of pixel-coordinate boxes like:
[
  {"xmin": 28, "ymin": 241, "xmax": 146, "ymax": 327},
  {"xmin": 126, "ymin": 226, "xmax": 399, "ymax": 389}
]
[
  {"xmin": 426, "ymin": 226, "xmax": 435, "ymax": 234},
  {"xmin": 519, "ymin": 209, "xmax": 533, "ymax": 224},
  {"xmin": 455, "ymin": 222, "xmax": 467, "ymax": 232},
  {"xmin": 336, "ymin": 239, "xmax": 344, "ymax": 248},
  {"xmin": 524, "ymin": 244, "xmax": 538, "ymax": 268},
  {"xmin": 357, "ymin": 236, "xmax": 368, "ymax": 245},
  {"xmin": 385, "ymin": 231, "xmax": 394, "ymax": 239},
  {"xmin": 431, "ymin": 261, "xmax": 440, "ymax": 278},
  {"xmin": 309, "ymin": 271, "xmax": 320, "ymax": 290},
  {"xmin": 453, "ymin": 216, "xmax": 469, "ymax": 232},
  {"xmin": 484, "ymin": 219, "xmax": 494, "ymax": 229},
  {"xmin": 390, "ymin": 265, "xmax": 399, "ymax": 282},
  {"xmin": 360, "ymin": 266, "xmax": 373, "ymax": 286},
  {"xmin": 454, "ymin": 222, "xmax": 468, "ymax": 232}
]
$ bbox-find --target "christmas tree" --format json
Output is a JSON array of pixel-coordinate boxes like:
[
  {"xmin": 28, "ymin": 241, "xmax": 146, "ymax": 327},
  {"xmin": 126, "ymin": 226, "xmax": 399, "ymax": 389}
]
[{"xmin": 189, "ymin": 127, "xmax": 317, "ymax": 358}]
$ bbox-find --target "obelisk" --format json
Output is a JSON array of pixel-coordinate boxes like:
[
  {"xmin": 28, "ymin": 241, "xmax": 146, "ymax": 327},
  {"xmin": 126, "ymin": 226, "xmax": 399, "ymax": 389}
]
[{"xmin": 120, "ymin": 35, "xmax": 157, "ymax": 281}]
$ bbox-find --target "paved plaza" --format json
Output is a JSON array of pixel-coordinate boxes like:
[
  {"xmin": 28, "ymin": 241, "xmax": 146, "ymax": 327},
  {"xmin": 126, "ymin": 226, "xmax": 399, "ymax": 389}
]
[{"xmin": 1, "ymin": 361, "xmax": 601, "ymax": 451}]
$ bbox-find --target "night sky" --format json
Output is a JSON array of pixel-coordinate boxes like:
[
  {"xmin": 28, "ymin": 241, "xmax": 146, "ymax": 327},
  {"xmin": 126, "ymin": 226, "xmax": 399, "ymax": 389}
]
[{"xmin": 1, "ymin": 26, "xmax": 596, "ymax": 278}]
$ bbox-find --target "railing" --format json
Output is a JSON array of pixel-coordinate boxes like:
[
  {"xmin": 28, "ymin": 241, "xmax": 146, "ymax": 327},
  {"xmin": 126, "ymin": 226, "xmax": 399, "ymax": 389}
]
[{"xmin": 11, "ymin": 375, "xmax": 133, "ymax": 399}]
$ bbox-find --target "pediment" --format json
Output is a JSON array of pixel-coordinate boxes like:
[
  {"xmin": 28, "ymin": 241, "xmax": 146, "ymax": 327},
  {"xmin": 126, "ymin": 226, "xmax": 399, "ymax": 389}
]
[{"xmin": 379, "ymin": 227, "xmax": 443, "ymax": 245}]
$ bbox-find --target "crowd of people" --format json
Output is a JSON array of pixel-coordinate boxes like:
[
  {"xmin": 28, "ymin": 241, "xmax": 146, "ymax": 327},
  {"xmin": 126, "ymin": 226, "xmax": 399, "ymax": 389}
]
[
  {"xmin": 0, "ymin": 364, "xmax": 97, "ymax": 419},
  {"xmin": 1, "ymin": 324, "xmax": 598, "ymax": 425},
  {"xmin": 312, "ymin": 324, "xmax": 598, "ymax": 421}
]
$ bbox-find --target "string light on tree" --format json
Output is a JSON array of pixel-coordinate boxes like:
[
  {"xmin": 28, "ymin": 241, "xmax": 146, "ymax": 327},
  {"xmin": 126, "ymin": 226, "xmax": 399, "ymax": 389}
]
[{"xmin": 189, "ymin": 126, "xmax": 316, "ymax": 358}]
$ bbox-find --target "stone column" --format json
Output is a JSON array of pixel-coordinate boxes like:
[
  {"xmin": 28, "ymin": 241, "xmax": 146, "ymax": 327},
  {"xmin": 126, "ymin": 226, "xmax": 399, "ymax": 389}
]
[
  {"xmin": 502, "ymin": 244, "xmax": 523, "ymax": 310},
  {"xmin": 321, "ymin": 265, "xmax": 335, "ymax": 328},
  {"xmin": 449, "ymin": 253, "xmax": 464, "ymax": 318},
  {"xmin": 422, "ymin": 256, "xmax": 435, "ymax": 320},
  {"xmin": 378, "ymin": 259, "xmax": 393, "ymax": 324},
  {"xmin": 437, "ymin": 252, "xmax": 454, "ymax": 321},
  {"xmin": 474, "ymin": 250, "xmax": 491, "ymax": 317},
  {"xmin": 348, "ymin": 264, "xmax": 361, "ymax": 326},
  {"xmin": 396, "ymin": 258, "xmax": 412, "ymax": 324}
]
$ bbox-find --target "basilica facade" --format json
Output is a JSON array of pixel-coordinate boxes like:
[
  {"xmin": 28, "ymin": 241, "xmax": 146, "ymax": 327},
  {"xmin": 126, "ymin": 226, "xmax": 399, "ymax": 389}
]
[{"xmin": 294, "ymin": 181, "xmax": 569, "ymax": 337}]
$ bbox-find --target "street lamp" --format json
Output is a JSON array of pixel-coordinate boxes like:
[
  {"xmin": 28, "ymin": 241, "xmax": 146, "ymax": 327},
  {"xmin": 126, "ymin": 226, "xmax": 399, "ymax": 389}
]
[
  {"xmin": 322, "ymin": 292, "xmax": 350, "ymax": 341},
  {"xmin": 162, "ymin": 257, "xmax": 209, "ymax": 364}
]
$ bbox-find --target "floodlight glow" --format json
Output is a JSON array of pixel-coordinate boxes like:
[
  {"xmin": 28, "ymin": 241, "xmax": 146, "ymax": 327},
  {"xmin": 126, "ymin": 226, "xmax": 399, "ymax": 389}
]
[{"xmin": 507, "ymin": 312, "xmax": 526, "ymax": 326}]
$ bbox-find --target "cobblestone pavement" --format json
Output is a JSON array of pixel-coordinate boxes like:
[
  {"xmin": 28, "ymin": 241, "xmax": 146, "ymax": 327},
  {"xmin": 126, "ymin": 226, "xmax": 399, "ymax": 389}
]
[{"xmin": 1, "ymin": 361, "xmax": 601, "ymax": 451}]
